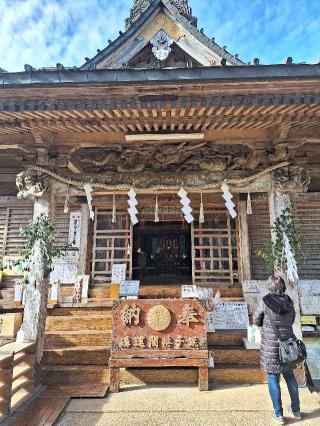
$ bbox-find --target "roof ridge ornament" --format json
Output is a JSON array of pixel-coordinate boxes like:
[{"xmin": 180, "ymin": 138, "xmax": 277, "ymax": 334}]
[
  {"xmin": 126, "ymin": 0, "xmax": 197, "ymax": 29},
  {"xmin": 150, "ymin": 29, "xmax": 174, "ymax": 61}
]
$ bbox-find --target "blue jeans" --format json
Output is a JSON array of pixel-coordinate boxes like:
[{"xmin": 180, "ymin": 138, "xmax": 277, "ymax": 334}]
[{"xmin": 268, "ymin": 370, "xmax": 300, "ymax": 417}]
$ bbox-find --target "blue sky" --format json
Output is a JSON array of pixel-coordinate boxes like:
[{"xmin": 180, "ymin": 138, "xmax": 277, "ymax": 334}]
[{"xmin": 1, "ymin": 0, "xmax": 319, "ymax": 71}]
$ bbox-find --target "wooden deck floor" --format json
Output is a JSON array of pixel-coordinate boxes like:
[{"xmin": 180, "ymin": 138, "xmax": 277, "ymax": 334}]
[{"xmin": 7, "ymin": 383, "xmax": 110, "ymax": 426}]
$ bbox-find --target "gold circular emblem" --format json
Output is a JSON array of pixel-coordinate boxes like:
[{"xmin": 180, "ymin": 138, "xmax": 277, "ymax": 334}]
[{"xmin": 147, "ymin": 305, "xmax": 171, "ymax": 331}]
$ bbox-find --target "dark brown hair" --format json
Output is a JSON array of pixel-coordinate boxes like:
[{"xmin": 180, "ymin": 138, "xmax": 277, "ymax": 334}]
[{"xmin": 267, "ymin": 275, "xmax": 286, "ymax": 294}]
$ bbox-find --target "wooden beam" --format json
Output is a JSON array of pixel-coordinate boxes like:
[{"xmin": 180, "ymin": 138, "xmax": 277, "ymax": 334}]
[{"xmin": 67, "ymin": 159, "xmax": 82, "ymax": 175}]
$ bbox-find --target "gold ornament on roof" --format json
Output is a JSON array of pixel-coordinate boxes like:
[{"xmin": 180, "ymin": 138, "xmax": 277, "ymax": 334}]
[{"xmin": 147, "ymin": 304, "xmax": 172, "ymax": 331}]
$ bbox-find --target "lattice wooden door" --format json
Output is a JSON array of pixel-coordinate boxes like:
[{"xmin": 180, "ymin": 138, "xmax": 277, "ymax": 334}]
[
  {"xmin": 192, "ymin": 210, "xmax": 239, "ymax": 286},
  {"xmin": 92, "ymin": 208, "xmax": 132, "ymax": 286}
]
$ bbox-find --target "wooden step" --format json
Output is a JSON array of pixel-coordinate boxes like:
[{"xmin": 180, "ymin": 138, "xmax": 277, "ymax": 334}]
[
  {"xmin": 49, "ymin": 306, "xmax": 113, "ymax": 316},
  {"xmin": 45, "ymin": 330, "xmax": 111, "ymax": 349},
  {"xmin": 208, "ymin": 330, "xmax": 246, "ymax": 346},
  {"xmin": 42, "ymin": 365, "xmax": 110, "ymax": 385},
  {"xmin": 211, "ymin": 347, "xmax": 260, "ymax": 366},
  {"xmin": 120, "ymin": 365, "xmax": 266, "ymax": 385},
  {"xmin": 209, "ymin": 365, "xmax": 266, "ymax": 384},
  {"xmin": 43, "ymin": 346, "xmax": 110, "ymax": 365},
  {"xmin": 10, "ymin": 387, "xmax": 34, "ymax": 414},
  {"xmin": 45, "ymin": 315, "xmax": 112, "ymax": 332}
]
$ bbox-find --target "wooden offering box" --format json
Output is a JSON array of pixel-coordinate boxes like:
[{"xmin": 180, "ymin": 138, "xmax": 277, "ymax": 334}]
[{"xmin": 109, "ymin": 299, "xmax": 209, "ymax": 391}]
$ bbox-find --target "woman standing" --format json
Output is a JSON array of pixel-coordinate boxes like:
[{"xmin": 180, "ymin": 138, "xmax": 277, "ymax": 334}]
[{"xmin": 253, "ymin": 275, "xmax": 301, "ymax": 425}]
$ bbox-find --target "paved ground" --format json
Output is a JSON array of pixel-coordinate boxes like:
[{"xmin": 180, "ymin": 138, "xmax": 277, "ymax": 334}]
[{"xmin": 56, "ymin": 383, "xmax": 320, "ymax": 426}]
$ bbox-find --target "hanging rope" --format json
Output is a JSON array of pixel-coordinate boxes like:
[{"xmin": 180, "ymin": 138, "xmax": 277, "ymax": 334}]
[{"xmin": 24, "ymin": 162, "xmax": 289, "ymax": 193}]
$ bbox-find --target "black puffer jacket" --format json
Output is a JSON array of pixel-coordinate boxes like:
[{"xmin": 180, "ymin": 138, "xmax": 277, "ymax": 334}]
[{"xmin": 253, "ymin": 293, "xmax": 296, "ymax": 374}]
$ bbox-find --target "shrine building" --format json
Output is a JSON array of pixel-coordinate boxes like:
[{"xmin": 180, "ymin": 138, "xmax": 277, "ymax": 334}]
[{"xmin": 0, "ymin": 0, "xmax": 319, "ymax": 418}]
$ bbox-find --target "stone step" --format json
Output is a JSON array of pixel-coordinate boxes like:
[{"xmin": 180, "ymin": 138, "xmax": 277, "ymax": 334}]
[
  {"xmin": 211, "ymin": 346, "xmax": 260, "ymax": 366},
  {"xmin": 207, "ymin": 330, "xmax": 246, "ymax": 346},
  {"xmin": 45, "ymin": 330, "xmax": 112, "ymax": 349},
  {"xmin": 42, "ymin": 365, "xmax": 110, "ymax": 385},
  {"xmin": 45, "ymin": 315, "xmax": 112, "ymax": 332},
  {"xmin": 43, "ymin": 346, "xmax": 111, "ymax": 365}
]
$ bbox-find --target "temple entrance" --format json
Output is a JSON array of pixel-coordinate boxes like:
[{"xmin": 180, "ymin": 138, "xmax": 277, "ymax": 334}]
[{"xmin": 132, "ymin": 222, "xmax": 192, "ymax": 285}]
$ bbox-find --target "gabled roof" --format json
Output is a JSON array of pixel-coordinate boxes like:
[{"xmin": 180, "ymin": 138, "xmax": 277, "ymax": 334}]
[{"xmin": 80, "ymin": 0, "xmax": 245, "ymax": 70}]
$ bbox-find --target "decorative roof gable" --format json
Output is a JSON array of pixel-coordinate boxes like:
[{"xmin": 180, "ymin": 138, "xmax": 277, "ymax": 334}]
[{"xmin": 80, "ymin": 0, "xmax": 244, "ymax": 70}]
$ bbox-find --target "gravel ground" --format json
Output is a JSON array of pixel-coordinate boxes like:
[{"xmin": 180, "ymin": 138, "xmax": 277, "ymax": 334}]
[{"xmin": 56, "ymin": 384, "xmax": 320, "ymax": 426}]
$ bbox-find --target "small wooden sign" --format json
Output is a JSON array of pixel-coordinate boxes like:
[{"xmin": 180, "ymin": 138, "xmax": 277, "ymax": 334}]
[{"xmin": 68, "ymin": 211, "xmax": 82, "ymax": 248}]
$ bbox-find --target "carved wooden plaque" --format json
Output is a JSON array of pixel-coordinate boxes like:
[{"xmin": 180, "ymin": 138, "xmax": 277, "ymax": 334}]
[{"xmin": 111, "ymin": 299, "xmax": 207, "ymax": 352}]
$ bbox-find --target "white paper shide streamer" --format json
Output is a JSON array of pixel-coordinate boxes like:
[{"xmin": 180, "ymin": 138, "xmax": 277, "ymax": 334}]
[
  {"xmin": 178, "ymin": 187, "xmax": 194, "ymax": 224},
  {"xmin": 154, "ymin": 195, "xmax": 160, "ymax": 223},
  {"xmin": 283, "ymin": 232, "xmax": 299, "ymax": 282},
  {"xmin": 199, "ymin": 193, "xmax": 205, "ymax": 224},
  {"xmin": 83, "ymin": 183, "xmax": 94, "ymax": 220},
  {"xmin": 221, "ymin": 182, "xmax": 237, "ymax": 219},
  {"xmin": 112, "ymin": 193, "xmax": 117, "ymax": 224},
  {"xmin": 247, "ymin": 192, "xmax": 252, "ymax": 215},
  {"xmin": 127, "ymin": 188, "xmax": 139, "ymax": 225}
]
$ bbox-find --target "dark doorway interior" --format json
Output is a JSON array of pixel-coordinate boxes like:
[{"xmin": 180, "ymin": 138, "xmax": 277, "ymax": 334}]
[{"xmin": 133, "ymin": 222, "xmax": 192, "ymax": 285}]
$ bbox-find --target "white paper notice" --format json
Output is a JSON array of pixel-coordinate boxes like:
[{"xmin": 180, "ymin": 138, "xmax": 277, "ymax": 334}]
[
  {"xmin": 111, "ymin": 264, "xmax": 127, "ymax": 284},
  {"xmin": 213, "ymin": 302, "xmax": 249, "ymax": 330},
  {"xmin": 181, "ymin": 285, "xmax": 198, "ymax": 298},
  {"xmin": 120, "ymin": 280, "xmax": 140, "ymax": 297}
]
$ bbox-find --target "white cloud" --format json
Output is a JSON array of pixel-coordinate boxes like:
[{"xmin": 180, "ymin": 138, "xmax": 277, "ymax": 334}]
[{"xmin": 0, "ymin": 0, "xmax": 131, "ymax": 71}]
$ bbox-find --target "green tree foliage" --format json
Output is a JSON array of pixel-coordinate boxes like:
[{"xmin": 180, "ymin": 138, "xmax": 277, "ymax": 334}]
[{"xmin": 256, "ymin": 208, "xmax": 304, "ymax": 275}]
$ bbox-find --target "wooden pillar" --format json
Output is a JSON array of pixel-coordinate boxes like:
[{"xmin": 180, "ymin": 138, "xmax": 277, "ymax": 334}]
[
  {"xmin": 238, "ymin": 199, "xmax": 251, "ymax": 281},
  {"xmin": 268, "ymin": 189, "xmax": 306, "ymax": 386},
  {"xmin": 78, "ymin": 203, "xmax": 89, "ymax": 275},
  {"xmin": 18, "ymin": 193, "xmax": 55, "ymax": 365}
]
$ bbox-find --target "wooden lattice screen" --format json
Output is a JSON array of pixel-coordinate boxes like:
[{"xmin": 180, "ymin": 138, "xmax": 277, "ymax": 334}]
[
  {"xmin": 92, "ymin": 208, "xmax": 132, "ymax": 286},
  {"xmin": 292, "ymin": 195, "xmax": 320, "ymax": 279},
  {"xmin": 247, "ymin": 194, "xmax": 271, "ymax": 280},
  {"xmin": 192, "ymin": 210, "xmax": 239, "ymax": 286},
  {"xmin": 0, "ymin": 205, "xmax": 33, "ymax": 263}
]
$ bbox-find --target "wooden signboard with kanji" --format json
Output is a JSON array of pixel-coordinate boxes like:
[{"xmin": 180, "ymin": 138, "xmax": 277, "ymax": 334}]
[{"xmin": 109, "ymin": 299, "xmax": 209, "ymax": 392}]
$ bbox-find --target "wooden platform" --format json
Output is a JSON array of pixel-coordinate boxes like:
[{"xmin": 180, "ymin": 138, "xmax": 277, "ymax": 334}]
[{"xmin": 7, "ymin": 383, "xmax": 110, "ymax": 426}]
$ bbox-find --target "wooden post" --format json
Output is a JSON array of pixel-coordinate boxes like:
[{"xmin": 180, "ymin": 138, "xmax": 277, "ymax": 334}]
[
  {"xmin": 78, "ymin": 204, "xmax": 89, "ymax": 275},
  {"xmin": 19, "ymin": 195, "xmax": 54, "ymax": 364},
  {"xmin": 268, "ymin": 189, "xmax": 306, "ymax": 386},
  {"xmin": 238, "ymin": 199, "xmax": 251, "ymax": 281}
]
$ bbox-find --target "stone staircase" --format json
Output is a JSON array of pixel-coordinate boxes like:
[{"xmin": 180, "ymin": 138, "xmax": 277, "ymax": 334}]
[{"xmin": 42, "ymin": 290, "xmax": 266, "ymax": 387}]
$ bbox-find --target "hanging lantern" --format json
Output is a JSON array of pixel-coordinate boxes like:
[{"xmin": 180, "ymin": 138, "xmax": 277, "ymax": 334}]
[
  {"xmin": 154, "ymin": 195, "xmax": 160, "ymax": 223},
  {"xmin": 247, "ymin": 192, "xmax": 253, "ymax": 215},
  {"xmin": 199, "ymin": 193, "xmax": 205, "ymax": 224},
  {"xmin": 112, "ymin": 193, "xmax": 117, "ymax": 223}
]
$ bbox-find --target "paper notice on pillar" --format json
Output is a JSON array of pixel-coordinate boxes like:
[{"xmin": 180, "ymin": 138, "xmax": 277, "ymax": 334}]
[
  {"xmin": 50, "ymin": 282, "xmax": 61, "ymax": 303},
  {"xmin": 213, "ymin": 302, "xmax": 249, "ymax": 330},
  {"xmin": 181, "ymin": 285, "xmax": 198, "ymax": 298},
  {"xmin": 120, "ymin": 280, "xmax": 140, "ymax": 297},
  {"xmin": 111, "ymin": 264, "xmax": 127, "ymax": 284},
  {"xmin": 50, "ymin": 251, "xmax": 79, "ymax": 284},
  {"xmin": 206, "ymin": 311, "xmax": 215, "ymax": 332},
  {"xmin": 68, "ymin": 211, "xmax": 82, "ymax": 248},
  {"xmin": 80, "ymin": 275, "xmax": 90, "ymax": 301}
]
